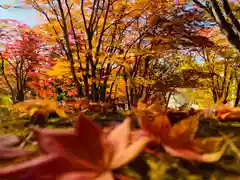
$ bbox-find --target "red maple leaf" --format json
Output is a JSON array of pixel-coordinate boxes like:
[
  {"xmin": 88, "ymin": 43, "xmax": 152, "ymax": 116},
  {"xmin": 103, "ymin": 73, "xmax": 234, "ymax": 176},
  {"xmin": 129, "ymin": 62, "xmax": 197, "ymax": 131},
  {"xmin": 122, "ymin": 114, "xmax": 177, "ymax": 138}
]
[
  {"xmin": 0, "ymin": 135, "xmax": 30, "ymax": 159},
  {"xmin": 0, "ymin": 113, "xmax": 150, "ymax": 180}
]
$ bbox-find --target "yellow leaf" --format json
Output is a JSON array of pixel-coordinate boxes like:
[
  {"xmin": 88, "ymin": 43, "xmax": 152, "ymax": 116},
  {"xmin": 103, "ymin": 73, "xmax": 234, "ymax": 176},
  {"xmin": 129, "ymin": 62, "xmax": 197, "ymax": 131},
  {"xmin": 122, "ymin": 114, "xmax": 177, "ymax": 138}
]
[
  {"xmin": 201, "ymin": 143, "xmax": 228, "ymax": 162},
  {"xmin": 29, "ymin": 107, "xmax": 39, "ymax": 117},
  {"xmin": 55, "ymin": 108, "xmax": 68, "ymax": 118}
]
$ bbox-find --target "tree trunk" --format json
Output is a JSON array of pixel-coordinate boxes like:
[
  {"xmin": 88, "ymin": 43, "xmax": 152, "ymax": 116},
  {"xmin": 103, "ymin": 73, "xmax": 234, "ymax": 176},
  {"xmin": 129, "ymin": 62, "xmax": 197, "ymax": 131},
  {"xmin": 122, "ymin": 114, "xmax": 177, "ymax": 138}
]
[
  {"xmin": 16, "ymin": 90, "xmax": 24, "ymax": 102},
  {"xmin": 91, "ymin": 83, "xmax": 98, "ymax": 102},
  {"xmin": 77, "ymin": 84, "xmax": 84, "ymax": 97},
  {"xmin": 123, "ymin": 72, "xmax": 131, "ymax": 110},
  {"xmin": 83, "ymin": 75, "xmax": 89, "ymax": 98},
  {"xmin": 234, "ymin": 82, "xmax": 240, "ymax": 107},
  {"xmin": 130, "ymin": 87, "xmax": 134, "ymax": 105}
]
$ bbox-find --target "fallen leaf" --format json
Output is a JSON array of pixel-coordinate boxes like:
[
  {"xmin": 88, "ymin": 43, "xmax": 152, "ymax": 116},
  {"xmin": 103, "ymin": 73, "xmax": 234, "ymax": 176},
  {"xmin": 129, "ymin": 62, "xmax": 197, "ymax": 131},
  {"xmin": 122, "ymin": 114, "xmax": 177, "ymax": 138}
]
[
  {"xmin": 135, "ymin": 101, "xmax": 228, "ymax": 162},
  {"xmin": 0, "ymin": 135, "xmax": 30, "ymax": 160},
  {"xmin": 0, "ymin": 113, "xmax": 150, "ymax": 179}
]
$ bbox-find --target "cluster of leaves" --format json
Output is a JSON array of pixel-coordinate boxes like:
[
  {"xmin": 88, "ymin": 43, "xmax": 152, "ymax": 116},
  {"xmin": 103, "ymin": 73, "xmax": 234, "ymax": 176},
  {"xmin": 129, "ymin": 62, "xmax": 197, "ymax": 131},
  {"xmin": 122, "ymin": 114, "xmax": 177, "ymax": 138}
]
[
  {"xmin": 0, "ymin": 19, "xmax": 53, "ymax": 103},
  {"xmin": 2, "ymin": 0, "xmax": 240, "ymax": 111},
  {"xmin": 0, "ymin": 0, "xmax": 219, "ymax": 107}
]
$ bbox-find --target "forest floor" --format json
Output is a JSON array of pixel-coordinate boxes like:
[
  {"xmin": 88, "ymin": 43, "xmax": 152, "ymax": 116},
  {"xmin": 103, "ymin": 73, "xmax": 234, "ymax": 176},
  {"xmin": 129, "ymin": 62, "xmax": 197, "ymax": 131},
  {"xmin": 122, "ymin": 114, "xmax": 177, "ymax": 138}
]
[{"xmin": 1, "ymin": 108, "xmax": 240, "ymax": 180}]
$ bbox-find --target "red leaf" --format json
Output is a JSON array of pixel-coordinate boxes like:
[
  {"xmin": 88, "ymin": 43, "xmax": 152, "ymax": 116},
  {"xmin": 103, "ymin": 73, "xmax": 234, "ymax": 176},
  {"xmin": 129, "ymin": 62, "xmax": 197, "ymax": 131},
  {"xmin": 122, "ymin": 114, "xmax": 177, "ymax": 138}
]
[
  {"xmin": 0, "ymin": 135, "xmax": 30, "ymax": 159},
  {"xmin": 74, "ymin": 113, "xmax": 106, "ymax": 167},
  {"xmin": 57, "ymin": 171, "xmax": 97, "ymax": 180},
  {"xmin": 0, "ymin": 154, "xmax": 86, "ymax": 180},
  {"xmin": 0, "ymin": 147, "xmax": 30, "ymax": 159},
  {"xmin": 0, "ymin": 114, "xmax": 149, "ymax": 179},
  {"xmin": 34, "ymin": 127, "xmax": 102, "ymax": 170}
]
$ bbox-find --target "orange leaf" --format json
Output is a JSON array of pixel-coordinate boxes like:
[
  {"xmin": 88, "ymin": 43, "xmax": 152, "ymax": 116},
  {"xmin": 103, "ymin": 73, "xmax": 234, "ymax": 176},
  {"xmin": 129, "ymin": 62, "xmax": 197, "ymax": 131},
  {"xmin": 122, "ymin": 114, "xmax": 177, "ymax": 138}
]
[{"xmin": 168, "ymin": 116, "xmax": 199, "ymax": 144}]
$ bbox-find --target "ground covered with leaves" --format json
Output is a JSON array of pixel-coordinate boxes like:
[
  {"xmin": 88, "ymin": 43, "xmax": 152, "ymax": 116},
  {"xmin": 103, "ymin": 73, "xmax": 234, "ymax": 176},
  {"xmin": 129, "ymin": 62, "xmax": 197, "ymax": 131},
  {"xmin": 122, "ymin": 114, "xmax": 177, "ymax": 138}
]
[{"xmin": 0, "ymin": 100, "xmax": 240, "ymax": 180}]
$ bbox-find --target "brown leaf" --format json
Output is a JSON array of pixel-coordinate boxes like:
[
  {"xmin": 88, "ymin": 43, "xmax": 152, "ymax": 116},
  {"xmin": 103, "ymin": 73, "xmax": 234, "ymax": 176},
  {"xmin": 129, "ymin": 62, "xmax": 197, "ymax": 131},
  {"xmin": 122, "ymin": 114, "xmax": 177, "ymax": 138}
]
[{"xmin": 139, "ymin": 113, "xmax": 171, "ymax": 140}]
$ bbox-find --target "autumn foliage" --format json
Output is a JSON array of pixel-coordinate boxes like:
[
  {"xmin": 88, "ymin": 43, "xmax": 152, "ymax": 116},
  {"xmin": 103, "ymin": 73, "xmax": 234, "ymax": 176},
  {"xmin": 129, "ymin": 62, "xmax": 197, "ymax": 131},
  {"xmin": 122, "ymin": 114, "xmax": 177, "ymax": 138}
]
[{"xmin": 1, "ymin": 0, "xmax": 240, "ymax": 179}]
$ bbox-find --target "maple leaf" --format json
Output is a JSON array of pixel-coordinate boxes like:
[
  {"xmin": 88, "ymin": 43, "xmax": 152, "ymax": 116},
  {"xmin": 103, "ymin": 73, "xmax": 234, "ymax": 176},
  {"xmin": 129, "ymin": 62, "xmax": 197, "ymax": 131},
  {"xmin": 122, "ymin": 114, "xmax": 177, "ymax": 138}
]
[
  {"xmin": 0, "ymin": 113, "xmax": 150, "ymax": 180},
  {"xmin": 133, "ymin": 99, "xmax": 171, "ymax": 140},
  {"xmin": 161, "ymin": 117, "xmax": 228, "ymax": 162},
  {"xmin": 0, "ymin": 135, "xmax": 30, "ymax": 159},
  {"xmin": 135, "ymin": 101, "xmax": 228, "ymax": 162}
]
